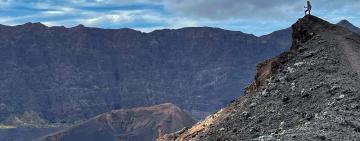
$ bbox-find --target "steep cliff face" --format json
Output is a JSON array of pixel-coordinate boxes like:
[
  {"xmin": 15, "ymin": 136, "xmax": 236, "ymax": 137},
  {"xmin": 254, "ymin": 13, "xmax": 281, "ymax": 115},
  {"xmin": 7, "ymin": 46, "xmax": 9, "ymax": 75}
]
[
  {"xmin": 158, "ymin": 15, "xmax": 360, "ymax": 141},
  {"xmin": 38, "ymin": 103, "xmax": 195, "ymax": 141},
  {"xmin": 0, "ymin": 24, "xmax": 291, "ymax": 122}
]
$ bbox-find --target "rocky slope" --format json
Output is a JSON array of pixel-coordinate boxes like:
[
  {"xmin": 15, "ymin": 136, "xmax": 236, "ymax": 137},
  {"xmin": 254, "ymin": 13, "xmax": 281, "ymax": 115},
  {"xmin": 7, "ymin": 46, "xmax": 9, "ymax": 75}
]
[
  {"xmin": 0, "ymin": 23, "xmax": 291, "ymax": 123},
  {"xmin": 158, "ymin": 15, "xmax": 360, "ymax": 141},
  {"xmin": 36, "ymin": 103, "xmax": 195, "ymax": 141}
]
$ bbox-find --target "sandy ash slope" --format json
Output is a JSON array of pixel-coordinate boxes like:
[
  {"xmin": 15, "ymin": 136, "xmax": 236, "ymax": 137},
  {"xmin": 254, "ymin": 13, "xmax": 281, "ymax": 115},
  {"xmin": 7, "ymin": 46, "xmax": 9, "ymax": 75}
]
[
  {"xmin": 38, "ymin": 103, "xmax": 195, "ymax": 141},
  {"xmin": 158, "ymin": 15, "xmax": 360, "ymax": 141}
]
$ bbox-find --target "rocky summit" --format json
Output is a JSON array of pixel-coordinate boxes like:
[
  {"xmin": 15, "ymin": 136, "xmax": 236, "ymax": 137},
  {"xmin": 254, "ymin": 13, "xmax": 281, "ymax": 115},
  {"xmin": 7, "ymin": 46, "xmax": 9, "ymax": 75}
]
[
  {"xmin": 158, "ymin": 15, "xmax": 360, "ymax": 141},
  {"xmin": 38, "ymin": 103, "xmax": 195, "ymax": 141}
]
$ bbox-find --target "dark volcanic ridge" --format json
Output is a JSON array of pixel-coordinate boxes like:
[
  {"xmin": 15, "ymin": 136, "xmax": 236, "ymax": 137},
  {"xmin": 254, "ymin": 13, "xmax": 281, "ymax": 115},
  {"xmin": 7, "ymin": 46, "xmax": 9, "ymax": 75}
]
[
  {"xmin": 38, "ymin": 103, "xmax": 195, "ymax": 141},
  {"xmin": 337, "ymin": 20, "xmax": 360, "ymax": 35},
  {"xmin": 158, "ymin": 15, "xmax": 360, "ymax": 141}
]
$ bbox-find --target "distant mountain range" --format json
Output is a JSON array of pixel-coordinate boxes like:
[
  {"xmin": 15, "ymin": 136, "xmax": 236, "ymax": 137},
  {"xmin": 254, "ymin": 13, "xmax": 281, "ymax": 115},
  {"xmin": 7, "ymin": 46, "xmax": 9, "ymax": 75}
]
[
  {"xmin": 0, "ymin": 22, "xmax": 290, "ymax": 123},
  {"xmin": 337, "ymin": 19, "xmax": 360, "ymax": 34}
]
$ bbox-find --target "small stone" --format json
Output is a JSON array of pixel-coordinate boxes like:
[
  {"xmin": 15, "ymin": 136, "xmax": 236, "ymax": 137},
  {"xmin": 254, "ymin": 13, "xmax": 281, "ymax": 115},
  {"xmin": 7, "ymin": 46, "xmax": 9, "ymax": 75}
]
[
  {"xmin": 242, "ymin": 111, "xmax": 251, "ymax": 118},
  {"xmin": 250, "ymin": 103, "xmax": 257, "ymax": 108},
  {"xmin": 294, "ymin": 62, "xmax": 305, "ymax": 67},
  {"xmin": 262, "ymin": 90, "xmax": 269, "ymax": 97},
  {"xmin": 304, "ymin": 113, "xmax": 314, "ymax": 121},
  {"xmin": 318, "ymin": 40, "xmax": 327, "ymax": 44},
  {"xmin": 342, "ymin": 89, "xmax": 353, "ymax": 94},
  {"xmin": 300, "ymin": 88, "xmax": 310, "ymax": 98},
  {"xmin": 256, "ymin": 135, "xmax": 276, "ymax": 141},
  {"xmin": 287, "ymin": 67, "xmax": 295, "ymax": 73},
  {"xmin": 300, "ymin": 89, "xmax": 305, "ymax": 94},
  {"xmin": 299, "ymin": 47, "xmax": 307, "ymax": 52},
  {"xmin": 329, "ymin": 85, "xmax": 340, "ymax": 95},
  {"xmin": 232, "ymin": 128, "xmax": 238, "ymax": 133},
  {"xmin": 219, "ymin": 128, "xmax": 225, "ymax": 131},
  {"xmin": 351, "ymin": 104, "xmax": 359, "ymax": 110},
  {"xmin": 279, "ymin": 121, "xmax": 285, "ymax": 130},
  {"xmin": 331, "ymin": 86, "xmax": 340, "ymax": 90},
  {"xmin": 249, "ymin": 127, "xmax": 259, "ymax": 133},
  {"xmin": 303, "ymin": 52, "xmax": 315, "ymax": 59},
  {"xmin": 336, "ymin": 95, "xmax": 345, "ymax": 100},
  {"xmin": 291, "ymin": 82, "xmax": 296, "ymax": 91},
  {"xmin": 282, "ymin": 96, "xmax": 290, "ymax": 103},
  {"xmin": 318, "ymin": 135, "xmax": 327, "ymax": 140},
  {"xmin": 301, "ymin": 92, "xmax": 310, "ymax": 98},
  {"xmin": 268, "ymin": 109, "xmax": 275, "ymax": 113}
]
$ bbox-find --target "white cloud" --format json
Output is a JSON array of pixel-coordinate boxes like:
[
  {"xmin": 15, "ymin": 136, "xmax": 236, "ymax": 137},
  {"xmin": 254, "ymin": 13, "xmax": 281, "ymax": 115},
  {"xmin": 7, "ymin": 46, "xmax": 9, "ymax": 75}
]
[
  {"xmin": 80, "ymin": 11, "xmax": 136, "ymax": 26},
  {"xmin": 42, "ymin": 21, "xmax": 59, "ymax": 26}
]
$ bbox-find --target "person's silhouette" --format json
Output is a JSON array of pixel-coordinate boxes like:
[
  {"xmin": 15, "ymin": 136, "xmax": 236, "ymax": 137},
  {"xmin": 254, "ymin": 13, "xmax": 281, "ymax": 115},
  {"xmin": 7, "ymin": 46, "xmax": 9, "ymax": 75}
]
[{"xmin": 304, "ymin": 1, "xmax": 312, "ymax": 15}]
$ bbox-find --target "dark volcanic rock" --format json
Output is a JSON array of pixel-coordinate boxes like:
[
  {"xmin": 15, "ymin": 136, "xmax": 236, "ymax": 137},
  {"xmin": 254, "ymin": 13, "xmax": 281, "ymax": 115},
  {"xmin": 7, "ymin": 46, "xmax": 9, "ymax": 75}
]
[
  {"xmin": 39, "ymin": 103, "xmax": 195, "ymax": 141},
  {"xmin": 0, "ymin": 23, "xmax": 291, "ymax": 122},
  {"xmin": 158, "ymin": 15, "xmax": 360, "ymax": 141}
]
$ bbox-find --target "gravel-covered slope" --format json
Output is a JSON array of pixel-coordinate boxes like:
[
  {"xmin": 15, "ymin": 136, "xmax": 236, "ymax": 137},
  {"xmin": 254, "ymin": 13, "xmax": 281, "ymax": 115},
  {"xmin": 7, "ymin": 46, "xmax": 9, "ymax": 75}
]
[{"xmin": 158, "ymin": 15, "xmax": 360, "ymax": 141}]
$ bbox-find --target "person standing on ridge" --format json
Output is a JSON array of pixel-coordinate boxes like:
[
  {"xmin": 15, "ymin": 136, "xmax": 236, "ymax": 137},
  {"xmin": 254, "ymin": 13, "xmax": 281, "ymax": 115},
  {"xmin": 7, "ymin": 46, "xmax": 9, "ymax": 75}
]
[{"xmin": 304, "ymin": 0, "xmax": 312, "ymax": 15}]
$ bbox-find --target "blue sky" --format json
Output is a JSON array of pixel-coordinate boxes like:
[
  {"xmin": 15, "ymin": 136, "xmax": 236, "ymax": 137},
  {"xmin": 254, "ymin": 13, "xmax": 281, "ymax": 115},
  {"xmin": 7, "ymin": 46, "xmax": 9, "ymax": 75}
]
[{"xmin": 0, "ymin": 0, "xmax": 359, "ymax": 36}]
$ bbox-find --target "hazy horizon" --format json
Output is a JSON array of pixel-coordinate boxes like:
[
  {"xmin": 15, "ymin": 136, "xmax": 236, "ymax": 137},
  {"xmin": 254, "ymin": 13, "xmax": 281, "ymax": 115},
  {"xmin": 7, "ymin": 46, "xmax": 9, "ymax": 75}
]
[{"xmin": 0, "ymin": 17, "xmax": 357, "ymax": 37}]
